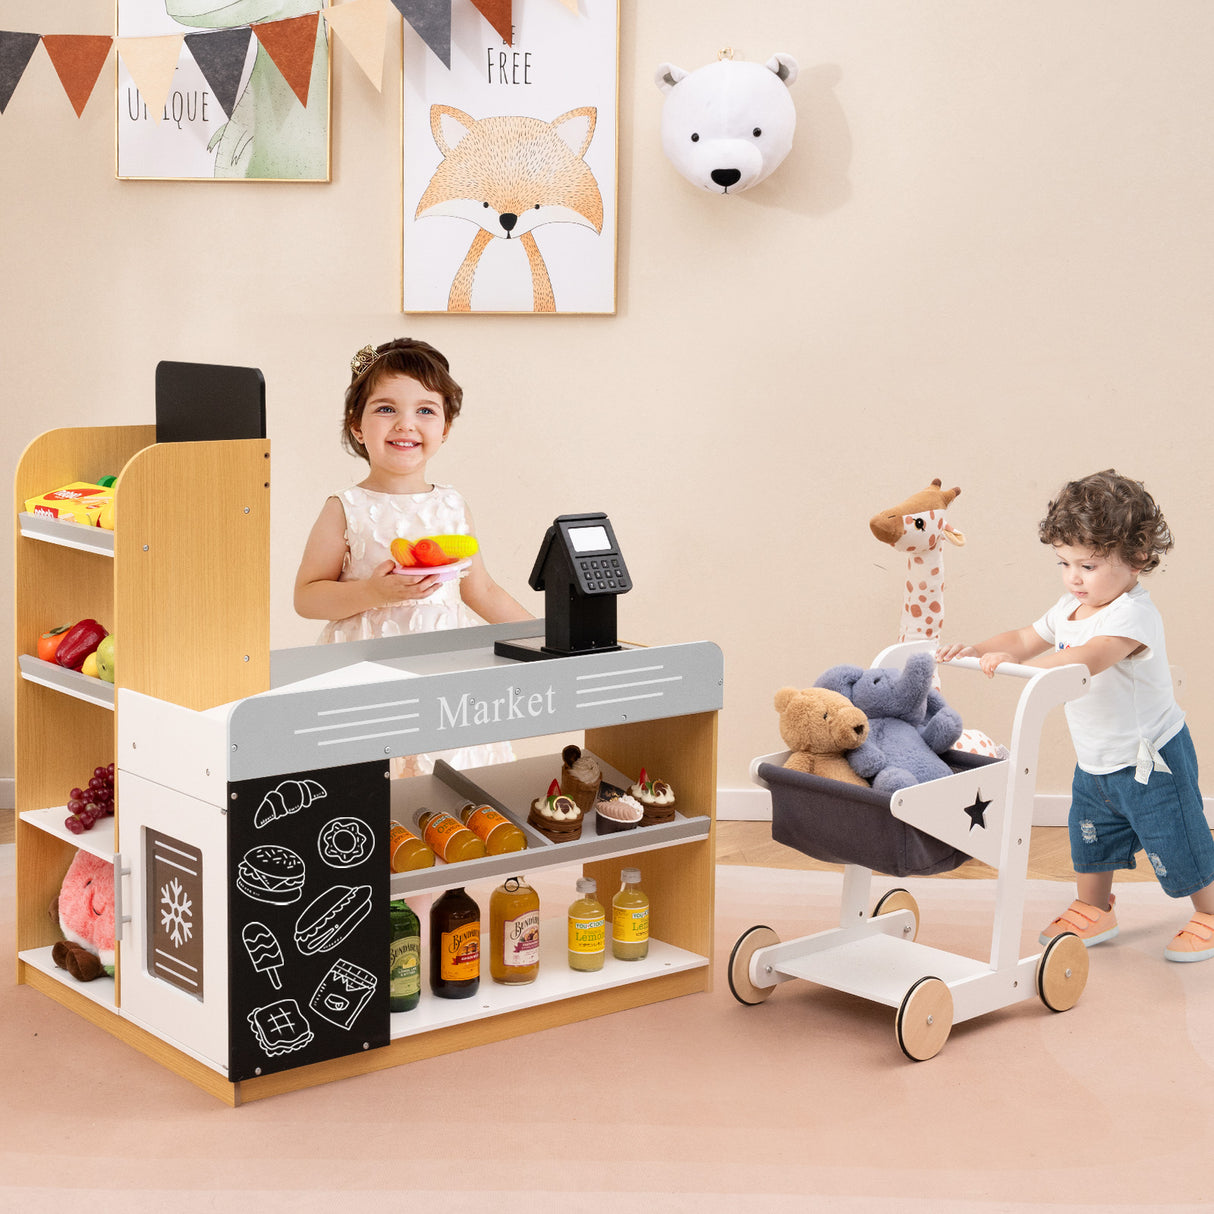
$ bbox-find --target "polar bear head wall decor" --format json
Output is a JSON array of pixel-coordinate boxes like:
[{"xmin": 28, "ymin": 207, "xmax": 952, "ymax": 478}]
[{"xmin": 655, "ymin": 51, "xmax": 798, "ymax": 194}]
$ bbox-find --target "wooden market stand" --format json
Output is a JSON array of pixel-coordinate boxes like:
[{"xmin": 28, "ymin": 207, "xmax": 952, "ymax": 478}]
[{"xmin": 12, "ymin": 426, "xmax": 721, "ymax": 1104}]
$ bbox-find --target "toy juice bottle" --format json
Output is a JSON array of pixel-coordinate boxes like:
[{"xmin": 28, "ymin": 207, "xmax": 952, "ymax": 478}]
[
  {"xmin": 388, "ymin": 898, "xmax": 421, "ymax": 1012},
  {"xmin": 490, "ymin": 876, "xmax": 540, "ymax": 985},
  {"xmin": 416, "ymin": 809, "xmax": 487, "ymax": 863},
  {"xmin": 430, "ymin": 887, "xmax": 480, "ymax": 999},
  {"xmin": 460, "ymin": 802, "xmax": 528, "ymax": 855},
  {"xmin": 568, "ymin": 877, "xmax": 606, "ymax": 972},
  {"xmin": 389, "ymin": 820, "xmax": 436, "ymax": 872},
  {"xmin": 612, "ymin": 867, "xmax": 650, "ymax": 961}
]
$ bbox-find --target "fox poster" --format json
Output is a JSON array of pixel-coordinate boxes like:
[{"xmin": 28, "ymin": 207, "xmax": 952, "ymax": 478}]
[{"xmin": 402, "ymin": 0, "xmax": 618, "ymax": 314}]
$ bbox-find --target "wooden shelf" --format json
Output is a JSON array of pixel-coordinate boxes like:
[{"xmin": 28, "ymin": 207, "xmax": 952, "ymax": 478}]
[
  {"xmin": 18, "ymin": 947, "xmax": 117, "ymax": 1013},
  {"xmin": 19, "ymin": 808, "xmax": 116, "ymax": 859}
]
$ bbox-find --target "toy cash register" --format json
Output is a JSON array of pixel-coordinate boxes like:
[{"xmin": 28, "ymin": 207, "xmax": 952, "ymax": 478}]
[{"xmin": 495, "ymin": 512, "xmax": 632, "ymax": 661}]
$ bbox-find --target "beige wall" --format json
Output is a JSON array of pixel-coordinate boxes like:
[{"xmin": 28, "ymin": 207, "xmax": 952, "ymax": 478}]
[{"xmin": 4, "ymin": 1, "xmax": 1213, "ymax": 801}]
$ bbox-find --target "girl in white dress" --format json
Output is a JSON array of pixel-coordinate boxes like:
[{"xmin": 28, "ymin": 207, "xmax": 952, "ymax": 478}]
[{"xmin": 295, "ymin": 338, "xmax": 533, "ymax": 775}]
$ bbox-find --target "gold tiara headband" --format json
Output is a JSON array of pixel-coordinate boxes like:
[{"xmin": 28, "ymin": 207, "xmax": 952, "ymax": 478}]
[{"xmin": 350, "ymin": 344, "xmax": 385, "ymax": 380}]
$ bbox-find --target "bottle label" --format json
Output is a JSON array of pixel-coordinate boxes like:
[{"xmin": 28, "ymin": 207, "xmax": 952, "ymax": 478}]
[
  {"xmin": 612, "ymin": 906, "xmax": 649, "ymax": 945},
  {"xmin": 465, "ymin": 805, "xmax": 508, "ymax": 838},
  {"xmin": 389, "ymin": 934, "xmax": 420, "ymax": 998},
  {"xmin": 422, "ymin": 814, "xmax": 464, "ymax": 860},
  {"xmin": 440, "ymin": 923, "xmax": 480, "ymax": 981},
  {"xmin": 569, "ymin": 912, "xmax": 606, "ymax": 955},
  {"xmin": 503, "ymin": 909, "xmax": 540, "ymax": 968}
]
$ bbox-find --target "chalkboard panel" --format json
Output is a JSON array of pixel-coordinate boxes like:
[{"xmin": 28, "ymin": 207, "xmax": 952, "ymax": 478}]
[
  {"xmin": 155, "ymin": 360, "xmax": 266, "ymax": 443},
  {"xmin": 227, "ymin": 761, "xmax": 390, "ymax": 1082}
]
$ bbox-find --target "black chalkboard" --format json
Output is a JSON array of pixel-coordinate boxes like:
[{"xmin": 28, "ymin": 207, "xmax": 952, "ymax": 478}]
[
  {"xmin": 227, "ymin": 760, "xmax": 390, "ymax": 1083},
  {"xmin": 155, "ymin": 360, "xmax": 266, "ymax": 443}
]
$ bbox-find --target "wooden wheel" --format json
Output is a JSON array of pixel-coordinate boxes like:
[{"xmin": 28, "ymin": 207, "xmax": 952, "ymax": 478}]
[
  {"xmin": 1036, "ymin": 931, "xmax": 1089, "ymax": 1012},
  {"xmin": 728, "ymin": 925, "xmax": 780, "ymax": 1005},
  {"xmin": 896, "ymin": 976, "xmax": 953, "ymax": 1061},
  {"xmin": 873, "ymin": 887, "xmax": 920, "ymax": 942}
]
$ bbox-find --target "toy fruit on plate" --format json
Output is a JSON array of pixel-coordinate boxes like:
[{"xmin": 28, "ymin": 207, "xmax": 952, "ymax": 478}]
[{"xmin": 390, "ymin": 534, "xmax": 478, "ymax": 569}]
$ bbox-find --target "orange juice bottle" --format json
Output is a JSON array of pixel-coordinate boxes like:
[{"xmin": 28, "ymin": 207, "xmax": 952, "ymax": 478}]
[
  {"xmin": 489, "ymin": 876, "xmax": 540, "ymax": 985},
  {"xmin": 416, "ymin": 809, "xmax": 487, "ymax": 863},
  {"xmin": 460, "ymin": 803, "xmax": 528, "ymax": 855},
  {"xmin": 389, "ymin": 820, "xmax": 436, "ymax": 871}
]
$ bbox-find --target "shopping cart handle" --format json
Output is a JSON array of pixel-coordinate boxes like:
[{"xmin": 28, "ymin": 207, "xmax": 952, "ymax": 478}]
[{"xmin": 940, "ymin": 654, "xmax": 1088, "ymax": 681}]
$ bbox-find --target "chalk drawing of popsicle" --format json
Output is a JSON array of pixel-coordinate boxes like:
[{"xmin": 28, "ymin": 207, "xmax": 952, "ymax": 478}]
[{"xmin": 242, "ymin": 920, "xmax": 284, "ymax": 988}]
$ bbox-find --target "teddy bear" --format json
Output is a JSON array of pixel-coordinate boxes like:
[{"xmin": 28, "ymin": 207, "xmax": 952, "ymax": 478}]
[
  {"xmin": 814, "ymin": 651, "xmax": 963, "ymax": 794},
  {"xmin": 51, "ymin": 849, "xmax": 115, "ymax": 982},
  {"xmin": 774, "ymin": 685, "xmax": 871, "ymax": 786},
  {"xmin": 655, "ymin": 53, "xmax": 798, "ymax": 194}
]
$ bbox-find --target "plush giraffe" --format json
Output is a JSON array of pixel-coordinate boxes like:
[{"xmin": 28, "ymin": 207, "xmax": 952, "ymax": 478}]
[{"xmin": 869, "ymin": 478, "xmax": 1005, "ymax": 758}]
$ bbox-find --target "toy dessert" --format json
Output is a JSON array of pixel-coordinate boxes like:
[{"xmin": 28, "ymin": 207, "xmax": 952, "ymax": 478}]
[
  {"xmin": 560, "ymin": 745, "xmax": 602, "ymax": 812},
  {"xmin": 630, "ymin": 768, "xmax": 677, "ymax": 825},
  {"xmin": 593, "ymin": 790, "xmax": 644, "ymax": 834},
  {"xmin": 528, "ymin": 779, "xmax": 583, "ymax": 843}
]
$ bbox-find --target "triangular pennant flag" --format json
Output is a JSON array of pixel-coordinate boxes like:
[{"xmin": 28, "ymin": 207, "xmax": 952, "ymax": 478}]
[
  {"xmin": 41, "ymin": 34, "xmax": 113, "ymax": 118},
  {"xmin": 469, "ymin": 0, "xmax": 512, "ymax": 46},
  {"xmin": 252, "ymin": 13, "xmax": 321, "ymax": 108},
  {"xmin": 183, "ymin": 27, "xmax": 253, "ymax": 119},
  {"xmin": 117, "ymin": 34, "xmax": 183, "ymax": 126},
  {"xmin": 323, "ymin": 0, "xmax": 389, "ymax": 91},
  {"xmin": 0, "ymin": 31, "xmax": 40, "ymax": 114},
  {"xmin": 390, "ymin": 0, "xmax": 450, "ymax": 68}
]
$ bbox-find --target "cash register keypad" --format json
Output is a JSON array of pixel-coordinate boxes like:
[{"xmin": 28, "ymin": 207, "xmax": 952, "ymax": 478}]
[{"xmin": 578, "ymin": 556, "xmax": 627, "ymax": 592}]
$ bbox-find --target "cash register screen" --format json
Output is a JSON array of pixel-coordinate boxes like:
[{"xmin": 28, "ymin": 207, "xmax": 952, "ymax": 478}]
[{"xmin": 568, "ymin": 525, "xmax": 611, "ymax": 554}]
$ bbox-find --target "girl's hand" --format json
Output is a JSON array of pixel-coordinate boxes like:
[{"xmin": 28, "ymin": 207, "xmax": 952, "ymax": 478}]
[
  {"xmin": 937, "ymin": 643, "xmax": 977, "ymax": 663},
  {"xmin": 367, "ymin": 559, "xmax": 440, "ymax": 604}
]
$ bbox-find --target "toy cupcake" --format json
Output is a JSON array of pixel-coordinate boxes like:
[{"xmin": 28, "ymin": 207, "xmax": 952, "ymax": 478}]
[
  {"xmin": 528, "ymin": 779, "xmax": 584, "ymax": 843},
  {"xmin": 594, "ymin": 790, "xmax": 644, "ymax": 834},
  {"xmin": 629, "ymin": 768, "xmax": 677, "ymax": 826},
  {"xmin": 560, "ymin": 745, "xmax": 602, "ymax": 812}
]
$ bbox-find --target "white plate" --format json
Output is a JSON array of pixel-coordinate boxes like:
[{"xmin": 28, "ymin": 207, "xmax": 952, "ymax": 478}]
[{"xmin": 391, "ymin": 557, "xmax": 471, "ymax": 584}]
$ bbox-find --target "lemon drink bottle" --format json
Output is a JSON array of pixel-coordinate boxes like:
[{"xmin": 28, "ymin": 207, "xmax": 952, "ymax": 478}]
[
  {"xmin": 568, "ymin": 877, "xmax": 606, "ymax": 972},
  {"xmin": 611, "ymin": 867, "xmax": 649, "ymax": 961}
]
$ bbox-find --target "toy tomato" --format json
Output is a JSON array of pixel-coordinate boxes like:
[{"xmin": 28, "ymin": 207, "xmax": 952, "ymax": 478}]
[{"xmin": 37, "ymin": 626, "xmax": 71, "ymax": 662}]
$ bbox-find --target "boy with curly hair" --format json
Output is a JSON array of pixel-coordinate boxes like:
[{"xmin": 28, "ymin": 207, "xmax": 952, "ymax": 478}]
[{"xmin": 940, "ymin": 470, "xmax": 1214, "ymax": 961}]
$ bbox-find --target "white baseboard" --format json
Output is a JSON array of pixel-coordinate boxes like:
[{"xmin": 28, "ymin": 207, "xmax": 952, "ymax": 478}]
[{"xmin": 0, "ymin": 778, "xmax": 12, "ymax": 812}]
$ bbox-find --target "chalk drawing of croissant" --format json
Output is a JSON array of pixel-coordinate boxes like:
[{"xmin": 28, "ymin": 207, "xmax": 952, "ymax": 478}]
[
  {"xmin": 254, "ymin": 779, "xmax": 326, "ymax": 828},
  {"xmin": 414, "ymin": 104, "xmax": 604, "ymax": 313}
]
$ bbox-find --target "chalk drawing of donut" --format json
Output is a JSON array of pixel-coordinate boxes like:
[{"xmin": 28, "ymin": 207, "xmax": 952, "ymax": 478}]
[{"xmin": 317, "ymin": 817, "xmax": 374, "ymax": 868}]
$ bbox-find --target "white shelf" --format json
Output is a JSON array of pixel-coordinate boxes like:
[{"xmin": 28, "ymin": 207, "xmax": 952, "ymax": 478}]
[
  {"xmin": 387, "ymin": 752, "xmax": 710, "ymax": 899},
  {"xmin": 19, "ymin": 807, "xmax": 116, "ymax": 859},
  {"xmin": 18, "ymin": 511, "xmax": 114, "ymax": 556},
  {"xmin": 389, "ymin": 920, "xmax": 706, "ymax": 1040},
  {"xmin": 18, "ymin": 654, "xmax": 115, "ymax": 710},
  {"xmin": 18, "ymin": 947, "xmax": 117, "ymax": 1011}
]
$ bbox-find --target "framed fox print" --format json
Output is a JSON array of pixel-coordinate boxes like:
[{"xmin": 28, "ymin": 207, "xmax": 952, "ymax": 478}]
[
  {"xmin": 116, "ymin": 0, "xmax": 331, "ymax": 182},
  {"xmin": 401, "ymin": 0, "xmax": 618, "ymax": 315}
]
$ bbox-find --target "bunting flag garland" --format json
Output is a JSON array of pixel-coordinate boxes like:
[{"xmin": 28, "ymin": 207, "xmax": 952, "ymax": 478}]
[
  {"xmin": 41, "ymin": 34, "xmax": 113, "ymax": 117},
  {"xmin": 0, "ymin": 30, "xmax": 40, "ymax": 114},
  {"xmin": 322, "ymin": 0, "xmax": 390, "ymax": 92},
  {"xmin": 253, "ymin": 13, "xmax": 321, "ymax": 108},
  {"xmin": 0, "ymin": 0, "xmax": 605, "ymax": 120},
  {"xmin": 116, "ymin": 35, "xmax": 183, "ymax": 126},
  {"xmin": 183, "ymin": 27, "xmax": 253, "ymax": 120},
  {"xmin": 390, "ymin": 0, "xmax": 451, "ymax": 69}
]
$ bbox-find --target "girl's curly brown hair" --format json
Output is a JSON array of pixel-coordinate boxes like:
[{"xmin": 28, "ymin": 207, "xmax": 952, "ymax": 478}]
[{"xmin": 1038, "ymin": 469, "xmax": 1173, "ymax": 573}]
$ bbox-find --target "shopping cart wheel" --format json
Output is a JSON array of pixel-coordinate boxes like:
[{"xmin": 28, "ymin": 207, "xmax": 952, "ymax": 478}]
[
  {"xmin": 728, "ymin": 925, "xmax": 780, "ymax": 1006},
  {"xmin": 896, "ymin": 976, "xmax": 953, "ymax": 1061},
  {"xmin": 1036, "ymin": 931, "xmax": 1088, "ymax": 1012},
  {"xmin": 872, "ymin": 887, "xmax": 920, "ymax": 941}
]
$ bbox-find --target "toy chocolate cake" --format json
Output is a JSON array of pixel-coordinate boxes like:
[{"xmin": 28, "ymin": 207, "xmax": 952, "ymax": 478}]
[{"xmin": 528, "ymin": 779, "xmax": 584, "ymax": 842}]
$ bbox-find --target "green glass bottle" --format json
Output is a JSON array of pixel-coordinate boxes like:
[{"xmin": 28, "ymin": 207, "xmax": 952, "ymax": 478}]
[{"xmin": 389, "ymin": 898, "xmax": 421, "ymax": 1013}]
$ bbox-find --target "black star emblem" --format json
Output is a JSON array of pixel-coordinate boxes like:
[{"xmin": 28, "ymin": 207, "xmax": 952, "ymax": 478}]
[{"xmin": 963, "ymin": 792, "xmax": 991, "ymax": 831}]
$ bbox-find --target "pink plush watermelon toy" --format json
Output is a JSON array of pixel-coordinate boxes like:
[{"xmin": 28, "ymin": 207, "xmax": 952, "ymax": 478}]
[{"xmin": 53, "ymin": 850, "xmax": 115, "ymax": 982}]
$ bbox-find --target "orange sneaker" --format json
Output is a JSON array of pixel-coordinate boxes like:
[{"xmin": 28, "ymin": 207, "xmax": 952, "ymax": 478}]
[
  {"xmin": 1164, "ymin": 911, "xmax": 1214, "ymax": 963},
  {"xmin": 1038, "ymin": 894, "xmax": 1119, "ymax": 947}
]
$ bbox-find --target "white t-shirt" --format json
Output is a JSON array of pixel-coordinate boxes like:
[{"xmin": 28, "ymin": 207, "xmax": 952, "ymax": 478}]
[{"xmin": 1032, "ymin": 584, "xmax": 1184, "ymax": 775}]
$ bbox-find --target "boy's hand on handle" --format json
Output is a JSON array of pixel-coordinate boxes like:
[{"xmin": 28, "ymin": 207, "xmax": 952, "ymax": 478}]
[
  {"xmin": 937, "ymin": 643, "xmax": 977, "ymax": 663},
  {"xmin": 368, "ymin": 558, "xmax": 440, "ymax": 603},
  {"xmin": 979, "ymin": 651, "xmax": 1015, "ymax": 678}
]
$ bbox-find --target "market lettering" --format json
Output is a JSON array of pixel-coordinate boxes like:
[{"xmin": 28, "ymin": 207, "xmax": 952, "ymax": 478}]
[{"xmin": 436, "ymin": 685, "xmax": 556, "ymax": 730}]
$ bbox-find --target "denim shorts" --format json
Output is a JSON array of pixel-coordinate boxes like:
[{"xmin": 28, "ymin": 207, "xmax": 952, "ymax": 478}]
[{"xmin": 1069, "ymin": 725, "xmax": 1214, "ymax": 898}]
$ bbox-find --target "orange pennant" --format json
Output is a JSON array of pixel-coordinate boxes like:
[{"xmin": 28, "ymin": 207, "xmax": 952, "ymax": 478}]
[
  {"xmin": 41, "ymin": 34, "xmax": 113, "ymax": 117},
  {"xmin": 470, "ymin": 0, "xmax": 512, "ymax": 46},
  {"xmin": 252, "ymin": 13, "xmax": 321, "ymax": 108}
]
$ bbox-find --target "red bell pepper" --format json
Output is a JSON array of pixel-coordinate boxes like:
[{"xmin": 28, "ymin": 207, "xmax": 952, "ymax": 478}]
[{"xmin": 54, "ymin": 619, "xmax": 108, "ymax": 671}]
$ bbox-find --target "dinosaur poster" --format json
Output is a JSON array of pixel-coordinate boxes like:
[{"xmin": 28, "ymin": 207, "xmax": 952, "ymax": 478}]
[
  {"xmin": 402, "ymin": 0, "xmax": 618, "ymax": 315},
  {"xmin": 116, "ymin": 1, "xmax": 330, "ymax": 181}
]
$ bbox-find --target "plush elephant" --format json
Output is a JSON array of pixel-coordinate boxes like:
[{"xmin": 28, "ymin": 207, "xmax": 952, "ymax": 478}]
[{"xmin": 814, "ymin": 651, "xmax": 963, "ymax": 794}]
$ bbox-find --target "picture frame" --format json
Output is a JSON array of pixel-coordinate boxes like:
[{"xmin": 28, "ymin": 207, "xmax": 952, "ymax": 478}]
[
  {"xmin": 401, "ymin": 0, "xmax": 619, "ymax": 315},
  {"xmin": 116, "ymin": 0, "xmax": 331, "ymax": 182}
]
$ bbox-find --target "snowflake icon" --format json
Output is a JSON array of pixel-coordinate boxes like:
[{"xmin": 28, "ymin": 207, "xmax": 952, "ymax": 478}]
[{"xmin": 160, "ymin": 877, "xmax": 194, "ymax": 949}]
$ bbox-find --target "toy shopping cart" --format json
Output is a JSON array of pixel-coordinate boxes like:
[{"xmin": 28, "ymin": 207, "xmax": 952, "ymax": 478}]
[{"xmin": 731, "ymin": 640, "xmax": 1091, "ymax": 1060}]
